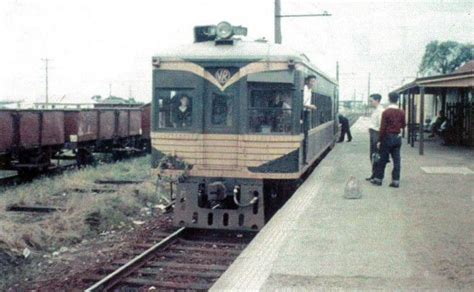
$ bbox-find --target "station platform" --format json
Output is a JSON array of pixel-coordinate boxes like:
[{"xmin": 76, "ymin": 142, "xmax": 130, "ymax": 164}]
[{"xmin": 212, "ymin": 117, "xmax": 474, "ymax": 290}]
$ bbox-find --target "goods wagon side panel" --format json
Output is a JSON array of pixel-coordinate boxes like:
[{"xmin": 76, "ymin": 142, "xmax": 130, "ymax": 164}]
[
  {"xmin": 78, "ymin": 110, "xmax": 99, "ymax": 142},
  {"xmin": 19, "ymin": 112, "xmax": 41, "ymax": 148},
  {"xmin": 64, "ymin": 111, "xmax": 80, "ymax": 142},
  {"xmin": 99, "ymin": 110, "xmax": 115, "ymax": 140},
  {"xmin": 0, "ymin": 111, "xmax": 14, "ymax": 153},
  {"xmin": 129, "ymin": 110, "xmax": 142, "ymax": 136},
  {"xmin": 141, "ymin": 105, "xmax": 151, "ymax": 139},
  {"xmin": 42, "ymin": 111, "xmax": 65, "ymax": 146},
  {"xmin": 117, "ymin": 110, "xmax": 129, "ymax": 138}
]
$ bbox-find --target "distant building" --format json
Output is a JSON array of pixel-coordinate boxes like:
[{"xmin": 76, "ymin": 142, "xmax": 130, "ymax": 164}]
[{"xmin": 93, "ymin": 95, "xmax": 144, "ymax": 108}]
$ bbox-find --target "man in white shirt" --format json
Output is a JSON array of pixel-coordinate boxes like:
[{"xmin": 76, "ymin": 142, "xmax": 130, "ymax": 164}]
[
  {"xmin": 301, "ymin": 75, "xmax": 317, "ymax": 164},
  {"xmin": 366, "ymin": 93, "xmax": 384, "ymax": 181},
  {"xmin": 303, "ymin": 75, "xmax": 318, "ymax": 110}
]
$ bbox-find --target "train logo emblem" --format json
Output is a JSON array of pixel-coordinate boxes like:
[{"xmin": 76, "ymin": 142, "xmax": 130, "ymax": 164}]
[{"xmin": 215, "ymin": 68, "xmax": 231, "ymax": 85}]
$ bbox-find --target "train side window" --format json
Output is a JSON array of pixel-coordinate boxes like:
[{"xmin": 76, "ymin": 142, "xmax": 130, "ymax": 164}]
[
  {"xmin": 211, "ymin": 93, "xmax": 232, "ymax": 126},
  {"xmin": 310, "ymin": 93, "xmax": 333, "ymax": 128},
  {"xmin": 248, "ymin": 88, "xmax": 292, "ymax": 133},
  {"xmin": 157, "ymin": 90, "xmax": 193, "ymax": 129}
]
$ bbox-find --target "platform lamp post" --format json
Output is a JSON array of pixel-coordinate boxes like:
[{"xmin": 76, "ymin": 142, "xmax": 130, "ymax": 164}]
[{"xmin": 274, "ymin": 0, "xmax": 331, "ymax": 44}]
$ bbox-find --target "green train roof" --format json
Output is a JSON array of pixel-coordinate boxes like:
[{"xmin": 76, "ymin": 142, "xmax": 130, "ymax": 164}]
[
  {"xmin": 153, "ymin": 40, "xmax": 307, "ymax": 61},
  {"xmin": 153, "ymin": 39, "xmax": 337, "ymax": 84}
]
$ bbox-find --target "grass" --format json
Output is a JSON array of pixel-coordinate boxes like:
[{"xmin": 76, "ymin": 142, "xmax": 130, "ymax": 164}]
[{"xmin": 0, "ymin": 156, "xmax": 168, "ymax": 256}]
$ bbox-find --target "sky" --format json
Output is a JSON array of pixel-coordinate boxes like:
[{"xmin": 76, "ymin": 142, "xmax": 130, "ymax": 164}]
[{"xmin": 0, "ymin": 0, "xmax": 472, "ymax": 105}]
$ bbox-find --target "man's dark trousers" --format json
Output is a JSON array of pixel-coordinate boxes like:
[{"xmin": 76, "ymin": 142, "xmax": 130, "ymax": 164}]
[
  {"xmin": 338, "ymin": 117, "xmax": 352, "ymax": 142},
  {"xmin": 374, "ymin": 134, "xmax": 402, "ymax": 182},
  {"xmin": 339, "ymin": 126, "xmax": 352, "ymax": 142},
  {"xmin": 369, "ymin": 129, "xmax": 379, "ymax": 177}
]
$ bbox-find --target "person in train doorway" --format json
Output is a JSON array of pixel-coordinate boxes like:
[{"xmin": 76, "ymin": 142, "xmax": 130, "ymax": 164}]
[
  {"xmin": 303, "ymin": 75, "xmax": 318, "ymax": 111},
  {"xmin": 302, "ymin": 75, "xmax": 318, "ymax": 164},
  {"xmin": 366, "ymin": 93, "xmax": 384, "ymax": 181},
  {"xmin": 371, "ymin": 92, "xmax": 406, "ymax": 188},
  {"xmin": 337, "ymin": 114, "xmax": 352, "ymax": 142}
]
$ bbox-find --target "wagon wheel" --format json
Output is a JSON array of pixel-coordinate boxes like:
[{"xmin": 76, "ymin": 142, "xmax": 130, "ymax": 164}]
[{"xmin": 76, "ymin": 148, "xmax": 94, "ymax": 168}]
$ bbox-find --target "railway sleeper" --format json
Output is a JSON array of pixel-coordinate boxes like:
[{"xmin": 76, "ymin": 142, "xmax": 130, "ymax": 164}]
[
  {"xmin": 166, "ymin": 245, "xmax": 242, "ymax": 256},
  {"xmin": 135, "ymin": 267, "xmax": 222, "ymax": 279},
  {"xmin": 151, "ymin": 252, "xmax": 236, "ymax": 262},
  {"xmin": 109, "ymin": 260, "xmax": 229, "ymax": 272},
  {"xmin": 84, "ymin": 275, "xmax": 211, "ymax": 290},
  {"xmin": 177, "ymin": 238, "xmax": 248, "ymax": 249},
  {"xmin": 119, "ymin": 277, "xmax": 210, "ymax": 290}
]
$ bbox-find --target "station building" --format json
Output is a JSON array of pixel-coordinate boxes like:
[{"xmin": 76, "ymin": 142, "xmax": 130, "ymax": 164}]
[{"xmin": 393, "ymin": 60, "xmax": 474, "ymax": 154}]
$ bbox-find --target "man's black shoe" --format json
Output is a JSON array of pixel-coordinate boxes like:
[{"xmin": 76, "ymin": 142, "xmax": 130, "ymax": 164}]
[
  {"xmin": 370, "ymin": 179, "xmax": 382, "ymax": 186},
  {"xmin": 347, "ymin": 139, "xmax": 352, "ymax": 142},
  {"xmin": 337, "ymin": 140, "xmax": 343, "ymax": 143},
  {"xmin": 365, "ymin": 177, "xmax": 373, "ymax": 181},
  {"xmin": 389, "ymin": 182, "xmax": 399, "ymax": 188}
]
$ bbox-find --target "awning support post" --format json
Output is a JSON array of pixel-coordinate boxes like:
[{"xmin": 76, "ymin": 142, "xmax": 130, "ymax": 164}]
[{"xmin": 419, "ymin": 86, "xmax": 425, "ymax": 155}]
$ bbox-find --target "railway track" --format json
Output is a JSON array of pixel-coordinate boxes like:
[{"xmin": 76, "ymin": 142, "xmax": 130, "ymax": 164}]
[
  {"xmin": 0, "ymin": 163, "xmax": 76, "ymax": 188},
  {"xmin": 83, "ymin": 227, "xmax": 255, "ymax": 291}
]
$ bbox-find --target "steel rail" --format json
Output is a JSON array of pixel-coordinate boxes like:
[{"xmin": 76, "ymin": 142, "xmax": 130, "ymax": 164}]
[{"xmin": 84, "ymin": 227, "xmax": 185, "ymax": 292}]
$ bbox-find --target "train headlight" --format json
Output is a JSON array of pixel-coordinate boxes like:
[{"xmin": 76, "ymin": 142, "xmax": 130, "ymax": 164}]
[{"xmin": 216, "ymin": 21, "xmax": 233, "ymax": 39}]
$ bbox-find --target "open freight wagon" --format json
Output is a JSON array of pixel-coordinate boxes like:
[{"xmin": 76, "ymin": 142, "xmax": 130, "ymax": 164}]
[{"xmin": 0, "ymin": 105, "xmax": 150, "ymax": 173}]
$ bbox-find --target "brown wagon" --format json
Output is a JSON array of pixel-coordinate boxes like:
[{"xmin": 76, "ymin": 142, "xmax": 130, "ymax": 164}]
[{"xmin": 0, "ymin": 109, "xmax": 65, "ymax": 172}]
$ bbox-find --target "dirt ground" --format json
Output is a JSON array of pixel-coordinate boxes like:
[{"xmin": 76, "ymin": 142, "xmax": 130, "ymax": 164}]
[
  {"xmin": 0, "ymin": 156, "xmax": 173, "ymax": 291},
  {"xmin": 4, "ymin": 214, "xmax": 173, "ymax": 291}
]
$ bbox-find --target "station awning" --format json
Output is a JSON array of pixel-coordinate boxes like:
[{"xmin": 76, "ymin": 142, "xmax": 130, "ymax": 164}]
[{"xmin": 391, "ymin": 63, "xmax": 473, "ymax": 155}]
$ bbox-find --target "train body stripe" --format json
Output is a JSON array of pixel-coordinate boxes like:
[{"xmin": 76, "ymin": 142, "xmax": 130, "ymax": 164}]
[{"xmin": 156, "ymin": 61, "xmax": 295, "ymax": 91}]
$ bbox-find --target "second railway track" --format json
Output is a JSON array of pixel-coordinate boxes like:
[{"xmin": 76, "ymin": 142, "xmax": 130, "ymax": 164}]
[{"xmin": 83, "ymin": 226, "xmax": 255, "ymax": 291}]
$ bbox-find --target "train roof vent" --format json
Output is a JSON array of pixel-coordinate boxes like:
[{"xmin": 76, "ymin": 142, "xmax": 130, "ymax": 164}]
[{"xmin": 193, "ymin": 21, "xmax": 247, "ymax": 45}]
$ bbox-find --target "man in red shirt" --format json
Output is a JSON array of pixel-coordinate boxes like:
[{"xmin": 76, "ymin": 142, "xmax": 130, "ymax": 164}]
[{"xmin": 371, "ymin": 92, "xmax": 406, "ymax": 188}]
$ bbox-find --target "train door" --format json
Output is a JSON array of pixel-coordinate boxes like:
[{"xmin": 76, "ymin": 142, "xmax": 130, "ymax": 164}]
[{"xmin": 202, "ymin": 85, "xmax": 239, "ymax": 169}]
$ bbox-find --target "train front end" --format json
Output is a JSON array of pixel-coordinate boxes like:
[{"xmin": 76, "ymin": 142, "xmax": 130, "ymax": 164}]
[{"xmin": 151, "ymin": 22, "xmax": 337, "ymax": 230}]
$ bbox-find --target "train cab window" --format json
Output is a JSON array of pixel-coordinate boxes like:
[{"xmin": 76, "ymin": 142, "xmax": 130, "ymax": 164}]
[
  {"xmin": 157, "ymin": 90, "xmax": 193, "ymax": 129},
  {"xmin": 248, "ymin": 89, "xmax": 292, "ymax": 133},
  {"xmin": 211, "ymin": 93, "xmax": 232, "ymax": 126}
]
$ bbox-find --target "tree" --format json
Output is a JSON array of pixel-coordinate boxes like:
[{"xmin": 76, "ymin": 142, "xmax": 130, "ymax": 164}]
[
  {"xmin": 91, "ymin": 95, "xmax": 102, "ymax": 102},
  {"xmin": 418, "ymin": 41, "xmax": 473, "ymax": 76}
]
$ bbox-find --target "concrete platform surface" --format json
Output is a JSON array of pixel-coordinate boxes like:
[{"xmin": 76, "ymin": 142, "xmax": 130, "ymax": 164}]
[{"xmin": 212, "ymin": 117, "xmax": 474, "ymax": 291}]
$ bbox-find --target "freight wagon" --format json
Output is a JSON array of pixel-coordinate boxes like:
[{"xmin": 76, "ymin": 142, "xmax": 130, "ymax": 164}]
[{"xmin": 0, "ymin": 104, "xmax": 151, "ymax": 174}]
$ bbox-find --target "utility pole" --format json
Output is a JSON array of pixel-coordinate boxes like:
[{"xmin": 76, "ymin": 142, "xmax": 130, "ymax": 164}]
[
  {"xmin": 109, "ymin": 84, "xmax": 112, "ymax": 97},
  {"xmin": 336, "ymin": 61, "xmax": 339, "ymax": 82},
  {"xmin": 274, "ymin": 0, "xmax": 331, "ymax": 44},
  {"xmin": 129, "ymin": 85, "xmax": 133, "ymax": 99},
  {"xmin": 41, "ymin": 58, "xmax": 50, "ymax": 104},
  {"xmin": 275, "ymin": 0, "xmax": 282, "ymax": 44}
]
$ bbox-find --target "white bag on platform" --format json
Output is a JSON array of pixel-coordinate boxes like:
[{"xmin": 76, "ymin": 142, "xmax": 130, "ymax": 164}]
[{"xmin": 344, "ymin": 176, "xmax": 362, "ymax": 199}]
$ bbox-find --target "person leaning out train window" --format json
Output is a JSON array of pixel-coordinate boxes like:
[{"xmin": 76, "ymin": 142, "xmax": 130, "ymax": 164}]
[
  {"xmin": 303, "ymin": 75, "xmax": 318, "ymax": 110},
  {"xmin": 173, "ymin": 94, "xmax": 192, "ymax": 128}
]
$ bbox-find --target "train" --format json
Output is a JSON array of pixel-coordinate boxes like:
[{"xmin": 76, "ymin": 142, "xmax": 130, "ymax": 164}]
[
  {"xmin": 151, "ymin": 22, "xmax": 339, "ymax": 231},
  {"xmin": 0, "ymin": 103, "xmax": 151, "ymax": 175}
]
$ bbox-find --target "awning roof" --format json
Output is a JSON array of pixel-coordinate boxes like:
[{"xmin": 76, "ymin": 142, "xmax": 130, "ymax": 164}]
[{"xmin": 393, "ymin": 62, "xmax": 474, "ymax": 94}]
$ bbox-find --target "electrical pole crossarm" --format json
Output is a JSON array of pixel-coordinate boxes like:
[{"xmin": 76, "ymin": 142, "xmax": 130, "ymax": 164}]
[
  {"xmin": 276, "ymin": 13, "xmax": 332, "ymax": 18},
  {"xmin": 274, "ymin": 0, "xmax": 331, "ymax": 44}
]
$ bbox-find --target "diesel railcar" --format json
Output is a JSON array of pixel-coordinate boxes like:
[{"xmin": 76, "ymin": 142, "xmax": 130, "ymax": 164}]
[{"xmin": 151, "ymin": 22, "xmax": 339, "ymax": 230}]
